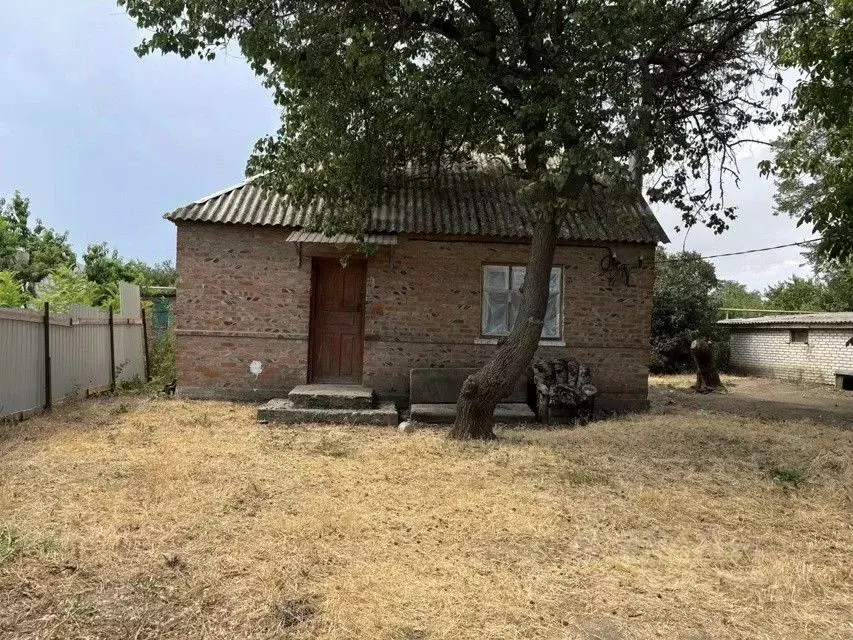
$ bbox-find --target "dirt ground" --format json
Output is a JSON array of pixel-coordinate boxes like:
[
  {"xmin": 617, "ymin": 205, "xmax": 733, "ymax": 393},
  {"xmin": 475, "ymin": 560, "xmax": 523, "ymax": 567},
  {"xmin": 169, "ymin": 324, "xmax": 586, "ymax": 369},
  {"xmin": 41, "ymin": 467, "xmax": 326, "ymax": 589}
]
[
  {"xmin": 1, "ymin": 382, "xmax": 852, "ymax": 639},
  {"xmin": 650, "ymin": 374, "xmax": 853, "ymax": 427}
]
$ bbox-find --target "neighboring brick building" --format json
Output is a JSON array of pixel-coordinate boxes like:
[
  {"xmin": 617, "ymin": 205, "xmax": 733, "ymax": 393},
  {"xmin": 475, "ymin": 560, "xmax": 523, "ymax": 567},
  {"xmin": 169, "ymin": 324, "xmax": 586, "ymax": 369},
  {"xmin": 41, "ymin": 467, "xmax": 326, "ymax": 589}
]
[
  {"xmin": 720, "ymin": 313, "xmax": 853, "ymax": 388},
  {"xmin": 167, "ymin": 166, "xmax": 668, "ymax": 411}
]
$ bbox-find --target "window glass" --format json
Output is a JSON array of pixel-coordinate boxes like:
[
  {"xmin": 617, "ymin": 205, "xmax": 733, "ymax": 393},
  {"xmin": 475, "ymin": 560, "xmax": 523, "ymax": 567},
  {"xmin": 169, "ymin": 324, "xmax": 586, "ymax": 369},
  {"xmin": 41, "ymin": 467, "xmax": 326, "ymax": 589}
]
[
  {"xmin": 790, "ymin": 329, "xmax": 809, "ymax": 344},
  {"xmin": 484, "ymin": 265, "xmax": 509, "ymax": 290},
  {"xmin": 543, "ymin": 291, "xmax": 560, "ymax": 337},
  {"xmin": 511, "ymin": 266, "xmax": 526, "ymax": 289},
  {"xmin": 483, "ymin": 291, "xmax": 511, "ymax": 335},
  {"xmin": 549, "ymin": 268, "xmax": 560, "ymax": 293},
  {"xmin": 482, "ymin": 265, "xmax": 562, "ymax": 338}
]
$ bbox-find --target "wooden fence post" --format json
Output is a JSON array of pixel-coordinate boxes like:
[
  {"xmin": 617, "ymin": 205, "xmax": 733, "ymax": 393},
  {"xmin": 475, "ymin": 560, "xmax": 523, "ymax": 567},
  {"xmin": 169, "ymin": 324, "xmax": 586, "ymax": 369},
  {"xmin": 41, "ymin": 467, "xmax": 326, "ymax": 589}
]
[
  {"xmin": 43, "ymin": 302, "xmax": 52, "ymax": 409},
  {"xmin": 141, "ymin": 306, "xmax": 151, "ymax": 382},
  {"xmin": 108, "ymin": 307, "xmax": 116, "ymax": 392}
]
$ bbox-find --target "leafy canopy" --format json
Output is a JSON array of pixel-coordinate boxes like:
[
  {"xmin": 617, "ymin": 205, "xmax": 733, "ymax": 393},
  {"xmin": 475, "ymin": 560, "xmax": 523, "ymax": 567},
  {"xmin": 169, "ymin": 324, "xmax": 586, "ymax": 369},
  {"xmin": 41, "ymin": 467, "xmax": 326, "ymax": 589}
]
[
  {"xmin": 31, "ymin": 266, "xmax": 99, "ymax": 313},
  {"xmin": 717, "ymin": 280, "xmax": 765, "ymax": 311},
  {"xmin": 0, "ymin": 272, "xmax": 27, "ymax": 308},
  {"xmin": 651, "ymin": 249, "xmax": 723, "ymax": 373},
  {"xmin": 769, "ymin": 0, "xmax": 853, "ymax": 260},
  {"xmin": 119, "ymin": 0, "xmax": 807, "ymax": 235},
  {"xmin": 0, "ymin": 192, "xmax": 76, "ymax": 294},
  {"xmin": 763, "ymin": 254, "xmax": 853, "ymax": 311},
  {"xmin": 765, "ymin": 275, "xmax": 825, "ymax": 310},
  {"xmin": 0, "ymin": 190, "xmax": 177, "ymax": 310}
]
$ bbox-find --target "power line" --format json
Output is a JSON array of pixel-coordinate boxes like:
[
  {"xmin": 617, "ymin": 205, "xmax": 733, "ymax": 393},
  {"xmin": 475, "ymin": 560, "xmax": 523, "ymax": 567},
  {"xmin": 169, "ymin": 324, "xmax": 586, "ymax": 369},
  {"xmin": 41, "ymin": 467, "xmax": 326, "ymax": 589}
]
[{"xmin": 659, "ymin": 239, "xmax": 820, "ymax": 263}]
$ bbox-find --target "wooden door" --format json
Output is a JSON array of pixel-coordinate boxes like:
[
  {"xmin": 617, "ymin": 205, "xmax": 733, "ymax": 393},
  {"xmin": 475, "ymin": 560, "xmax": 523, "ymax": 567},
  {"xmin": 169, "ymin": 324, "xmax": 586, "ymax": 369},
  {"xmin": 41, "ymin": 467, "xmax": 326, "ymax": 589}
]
[{"xmin": 309, "ymin": 258, "xmax": 366, "ymax": 383}]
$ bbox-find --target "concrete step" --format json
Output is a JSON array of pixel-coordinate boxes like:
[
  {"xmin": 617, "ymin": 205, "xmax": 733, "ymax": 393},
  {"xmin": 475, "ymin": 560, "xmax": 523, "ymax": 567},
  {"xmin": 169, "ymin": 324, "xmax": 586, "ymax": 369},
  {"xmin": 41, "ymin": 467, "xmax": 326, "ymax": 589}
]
[
  {"xmin": 410, "ymin": 402, "xmax": 536, "ymax": 424},
  {"xmin": 288, "ymin": 384, "xmax": 374, "ymax": 409},
  {"xmin": 258, "ymin": 399, "xmax": 398, "ymax": 426}
]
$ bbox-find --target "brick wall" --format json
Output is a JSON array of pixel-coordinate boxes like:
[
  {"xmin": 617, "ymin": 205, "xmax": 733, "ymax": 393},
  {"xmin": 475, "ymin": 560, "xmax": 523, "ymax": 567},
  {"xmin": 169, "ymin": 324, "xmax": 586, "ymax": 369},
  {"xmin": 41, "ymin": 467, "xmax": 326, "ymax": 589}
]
[
  {"xmin": 175, "ymin": 222, "xmax": 657, "ymax": 410},
  {"xmin": 729, "ymin": 327, "xmax": 853, "ymax": 384}
]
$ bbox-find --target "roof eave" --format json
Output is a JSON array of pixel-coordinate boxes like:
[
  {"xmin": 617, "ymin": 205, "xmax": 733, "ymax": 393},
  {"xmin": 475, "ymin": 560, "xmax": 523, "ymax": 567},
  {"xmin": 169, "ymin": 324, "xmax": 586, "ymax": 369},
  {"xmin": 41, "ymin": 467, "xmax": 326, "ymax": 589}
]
[{"xmin": 719, "ymin": 320, "xmax": 853, "ymax": 329}]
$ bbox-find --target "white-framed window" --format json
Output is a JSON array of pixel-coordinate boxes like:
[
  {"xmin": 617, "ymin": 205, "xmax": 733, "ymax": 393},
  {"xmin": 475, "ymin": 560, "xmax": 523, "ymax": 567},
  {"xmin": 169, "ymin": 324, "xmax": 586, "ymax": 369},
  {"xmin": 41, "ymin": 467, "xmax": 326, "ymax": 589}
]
[{"xmin": 481, "ymin": 265, "xmax": 562, "ymax": 339}]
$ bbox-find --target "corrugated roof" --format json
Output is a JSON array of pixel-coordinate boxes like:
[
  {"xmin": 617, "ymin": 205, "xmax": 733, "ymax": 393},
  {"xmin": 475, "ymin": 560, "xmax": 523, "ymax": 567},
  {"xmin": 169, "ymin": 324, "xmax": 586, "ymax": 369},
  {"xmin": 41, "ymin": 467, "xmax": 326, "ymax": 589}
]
[
  {"xmin": 286, "ymin": 230, "xmax": 397, "ymax": 245},
  {"xmin": 719, "ymin": 312, "xmax": 853, "ymax": 327},
  {"xmin": 166, "ymin": 165, "xmax": 669, "ymax": 244}
]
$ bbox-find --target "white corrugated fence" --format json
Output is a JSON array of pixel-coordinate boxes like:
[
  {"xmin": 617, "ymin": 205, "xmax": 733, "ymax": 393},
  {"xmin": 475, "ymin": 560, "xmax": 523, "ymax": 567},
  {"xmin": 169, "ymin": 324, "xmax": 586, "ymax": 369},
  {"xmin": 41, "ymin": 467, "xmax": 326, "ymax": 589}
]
[{"xmin": 0, "ymin": 282, "xmax": 147, "ymax": 420}]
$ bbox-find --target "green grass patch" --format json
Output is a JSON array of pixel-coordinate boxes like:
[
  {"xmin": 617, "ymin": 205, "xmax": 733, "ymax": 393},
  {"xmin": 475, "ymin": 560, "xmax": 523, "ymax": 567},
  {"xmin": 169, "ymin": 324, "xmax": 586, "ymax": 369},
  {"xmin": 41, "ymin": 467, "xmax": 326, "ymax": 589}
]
[
  {"xmin": 0, "ymin": 527, "xmax": 26, "ymax": 566},
  {"xmin": 772, "ymin": 466, "xmax": 808, "ymax": 487}
]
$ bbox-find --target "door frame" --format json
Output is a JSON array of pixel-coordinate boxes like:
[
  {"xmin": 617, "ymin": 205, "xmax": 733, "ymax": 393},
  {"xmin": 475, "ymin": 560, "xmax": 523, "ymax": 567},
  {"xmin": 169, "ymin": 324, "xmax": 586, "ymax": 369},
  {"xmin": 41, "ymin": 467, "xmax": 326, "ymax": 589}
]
[{"xmin": 307, "ymin": 256, "xmax": 367, "ymax": 384}]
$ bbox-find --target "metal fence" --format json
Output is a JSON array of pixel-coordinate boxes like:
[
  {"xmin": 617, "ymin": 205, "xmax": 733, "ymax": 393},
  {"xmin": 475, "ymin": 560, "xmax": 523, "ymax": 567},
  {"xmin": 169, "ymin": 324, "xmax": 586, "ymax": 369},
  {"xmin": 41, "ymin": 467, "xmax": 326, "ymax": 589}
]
[{"xmin": 0, "ymin": 282, "xmax": 147, "ymax": 420}]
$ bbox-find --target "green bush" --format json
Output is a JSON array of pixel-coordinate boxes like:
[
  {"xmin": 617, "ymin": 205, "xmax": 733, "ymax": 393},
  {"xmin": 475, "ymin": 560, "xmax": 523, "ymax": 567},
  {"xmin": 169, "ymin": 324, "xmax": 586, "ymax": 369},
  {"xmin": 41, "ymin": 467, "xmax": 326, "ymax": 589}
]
[
  {"xmin": 0, "ymin": 271, "xmax": 27, "ymax": 307},
  {"xmin": 772, "ymin": 466, "xmax": 808, "ymax": 487},
  {"xmin": 149, "ymin": 329, "xmax": 176, "ymax": 382},
  {"xmin": 651, "ymin": 248, "xmax": 725, "ymax": 373},
  {"xmin": 714, "ymin": 336, "xmax": 731, "ymax": 373}
]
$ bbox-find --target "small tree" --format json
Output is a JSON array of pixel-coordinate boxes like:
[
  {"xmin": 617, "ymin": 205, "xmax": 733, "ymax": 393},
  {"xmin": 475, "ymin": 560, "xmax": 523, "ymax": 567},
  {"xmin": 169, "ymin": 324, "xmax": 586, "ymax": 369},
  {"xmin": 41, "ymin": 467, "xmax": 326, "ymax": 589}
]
[
  {"xmin": 818, "ymin": 260, "xmax": 853, "ymax": 310},
  {"xmin": 32, "ymin": 266, "xmax": 99, "ymax": 313},
  {"xmin": 651, "ymin": 249, "xmax": 721, "ymax": 373},
  {"xmin": 0, "ymin": 192, "xmax": 76, "ymax": 294},
  {"xmin": 120, "ymin": 0, "xmax": 815, "ymax": 438},
  {"xmin": 83, "ymin": 243, "xmax": 147, "ymax": 307},
  {"xmin": 126, "ymin": 259, "xmax": 177, "ymax": 288},
  {"xmin": 765, "ymin": 275, "xmax": 824, "ymax": 311},
  {"xmin": 0, "ymin": 272, "xmax": 27, "ymax": 308},
  {"xmin": 717, "ymin": 280, "xmax": 765, "ymax": 312}
]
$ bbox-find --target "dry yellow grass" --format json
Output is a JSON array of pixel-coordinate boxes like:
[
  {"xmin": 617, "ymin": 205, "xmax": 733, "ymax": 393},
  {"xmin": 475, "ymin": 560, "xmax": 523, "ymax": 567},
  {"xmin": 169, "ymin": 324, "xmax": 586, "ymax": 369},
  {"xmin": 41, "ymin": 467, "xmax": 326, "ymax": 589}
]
[
  {"xmin": 648, "ymin": 373, "xmax": 746, "ymax": 390},
  {"xmin": 1, "ymin": 396, "xmax": 852, "ymax": 639}
]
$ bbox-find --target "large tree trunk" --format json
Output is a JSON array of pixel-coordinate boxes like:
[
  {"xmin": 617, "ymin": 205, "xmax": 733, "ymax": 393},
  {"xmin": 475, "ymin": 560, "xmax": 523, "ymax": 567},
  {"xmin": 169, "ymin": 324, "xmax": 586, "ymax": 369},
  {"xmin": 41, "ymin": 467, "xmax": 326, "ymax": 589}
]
[{"xmin": 449, "ymin": 215, "xmax": 559, "ymax": 439}]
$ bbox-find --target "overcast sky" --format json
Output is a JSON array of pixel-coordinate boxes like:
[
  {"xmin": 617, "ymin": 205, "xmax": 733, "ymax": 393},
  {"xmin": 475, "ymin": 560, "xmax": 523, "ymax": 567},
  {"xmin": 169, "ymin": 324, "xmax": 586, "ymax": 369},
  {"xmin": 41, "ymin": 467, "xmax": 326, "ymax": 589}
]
[{"xmin": 1, "ymin": 1, "xmax": 819, "ymax": 291}]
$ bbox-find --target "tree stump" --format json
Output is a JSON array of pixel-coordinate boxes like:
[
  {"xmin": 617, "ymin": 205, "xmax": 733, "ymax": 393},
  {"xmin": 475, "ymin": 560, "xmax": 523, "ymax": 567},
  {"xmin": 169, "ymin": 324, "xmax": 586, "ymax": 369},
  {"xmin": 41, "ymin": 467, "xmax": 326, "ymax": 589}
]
[{"xmin": 690, "ymin": 338, "xmax": 725, "ymax": 393}]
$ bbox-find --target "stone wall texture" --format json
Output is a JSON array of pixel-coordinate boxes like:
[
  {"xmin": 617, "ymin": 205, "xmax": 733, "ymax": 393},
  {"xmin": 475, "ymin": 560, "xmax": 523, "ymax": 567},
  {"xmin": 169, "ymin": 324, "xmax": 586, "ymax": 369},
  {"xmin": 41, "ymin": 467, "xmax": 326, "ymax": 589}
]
[
  {"xmin": 174, "ymin": 222, "xmax": 657, "ymax": 410},
  {"xmin": 729, "ymin": 327, "xmax": 853, "ymax": 385}
]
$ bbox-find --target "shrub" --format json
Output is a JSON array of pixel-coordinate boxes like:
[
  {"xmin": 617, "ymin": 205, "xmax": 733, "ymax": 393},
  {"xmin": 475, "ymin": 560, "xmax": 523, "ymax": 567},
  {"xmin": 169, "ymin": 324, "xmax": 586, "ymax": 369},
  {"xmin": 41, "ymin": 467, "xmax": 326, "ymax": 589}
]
[
  {"xmin": 651, "ymin": 249, "xmax": 725, "ymax": 373},
  {"xmin": 0, "ymin": 527, "xmax": 25, "ymax": 566},
  {"xmin": 0, "ymin": 271, "xmax": 27, "ymax": 307},
  {"xmin": 149, "ymin": 329, "xmax": 176, "ymax": 382},
  {"xmin": 772, "ymin": 466, "xmax": 808, "ymax": 487}
]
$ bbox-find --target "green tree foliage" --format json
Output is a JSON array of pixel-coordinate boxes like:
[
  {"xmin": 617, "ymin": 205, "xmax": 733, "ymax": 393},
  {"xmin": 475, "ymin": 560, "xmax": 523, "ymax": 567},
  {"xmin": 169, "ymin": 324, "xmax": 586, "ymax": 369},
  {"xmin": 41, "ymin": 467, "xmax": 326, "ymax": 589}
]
[
  {"xmin": 31, "ymin": 266, "xmax": 99, "ymax": 313},
  {"xmin": 717, "ymin": 280, "xmax": 765, "ymax": 311},
  {"xmin": 83, "ymin": 243, "xmax": 145, "ymax": 306},
  {"xmin": 764, "ymin": 257, "xmax": 853, "ymax": 311},
  {"xmin": 652, "ymin": 249, "xmax": 722, "ymax": 373},
  {"xmin": 126, "ymin": 259, "xmax": 177, "ymax": 287},
  {"xmin": 118, "ymin": 0, "xmax": 805, "ymax": 232},
  {"xmin": 83, "ymin": 243, "xmax": 143, "ymax": 287},
  {"xmin": 0, "ymin": 192, "xmax": 76, "ymax": 293},
  {"xmin": 0, "ymin": 191, "xmax": 176, "ymax": 313},
  {"xmin": 83, "ymin": 244, "xmax": 177, "ymax": 306},
  {"xmin": 0, "ymin": 271, "xmax": 27, "ymax": 308},
  {"xmin": 765, "ymin": 275, "xmax": 825, "ymax": 311},
  {"xmin": 85, "ymin": 243, "xmax": 176, "ymax": 283},
  {"xmin": 770, "ymin": 0, "xmax": 853, "ymax": 260},
  {"xmin": 817, "ymin": 260, "xmax": 853, "ymax": 310}
]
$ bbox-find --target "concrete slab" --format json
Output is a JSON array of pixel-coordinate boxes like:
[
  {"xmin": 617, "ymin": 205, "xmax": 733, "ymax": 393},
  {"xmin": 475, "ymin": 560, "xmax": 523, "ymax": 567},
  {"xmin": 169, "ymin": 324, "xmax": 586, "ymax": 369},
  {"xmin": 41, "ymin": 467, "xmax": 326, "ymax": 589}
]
[
  {"xmin": 409, "ymin": 368, "xmax": 528, "ymax": 404},
  {"xmin": 409, "ymin": 402, "xmax": 535, "ymax": 424},
  {"xmin": 258, "ymin": 399, "xmax": 398, "ymax": 426},
  {"xmin": 288, "ymin": 384, "xmax": 374, "ymax": 409}
]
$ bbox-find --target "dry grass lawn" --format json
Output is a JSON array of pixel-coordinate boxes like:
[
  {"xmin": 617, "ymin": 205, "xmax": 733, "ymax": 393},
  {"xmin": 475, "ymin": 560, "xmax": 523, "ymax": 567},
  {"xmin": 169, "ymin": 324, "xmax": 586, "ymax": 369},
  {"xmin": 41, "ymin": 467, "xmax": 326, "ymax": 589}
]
[{"xmin": 1, "ymin": 395, "xmax": 852, "ymax": 639}]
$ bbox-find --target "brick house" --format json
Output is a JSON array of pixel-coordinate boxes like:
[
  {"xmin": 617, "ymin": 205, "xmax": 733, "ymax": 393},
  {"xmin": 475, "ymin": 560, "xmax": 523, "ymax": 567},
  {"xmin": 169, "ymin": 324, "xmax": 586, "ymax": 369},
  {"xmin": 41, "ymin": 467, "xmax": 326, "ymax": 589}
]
[
  {"xmin": 166, "ymin": 166, "xmax": 668, "ymax": 412},
  {"xmin": 719, "ymin": 313, "xmax": 853, "ymax": 388}
]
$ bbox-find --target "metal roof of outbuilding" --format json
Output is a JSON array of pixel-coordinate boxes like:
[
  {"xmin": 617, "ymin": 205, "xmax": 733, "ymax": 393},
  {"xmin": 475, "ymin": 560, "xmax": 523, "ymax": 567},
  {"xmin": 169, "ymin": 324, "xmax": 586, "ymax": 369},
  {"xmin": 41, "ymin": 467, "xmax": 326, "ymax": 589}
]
[{"xmin": 719, "ymin": 312, "xmax": 853, "ymax": 327}]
